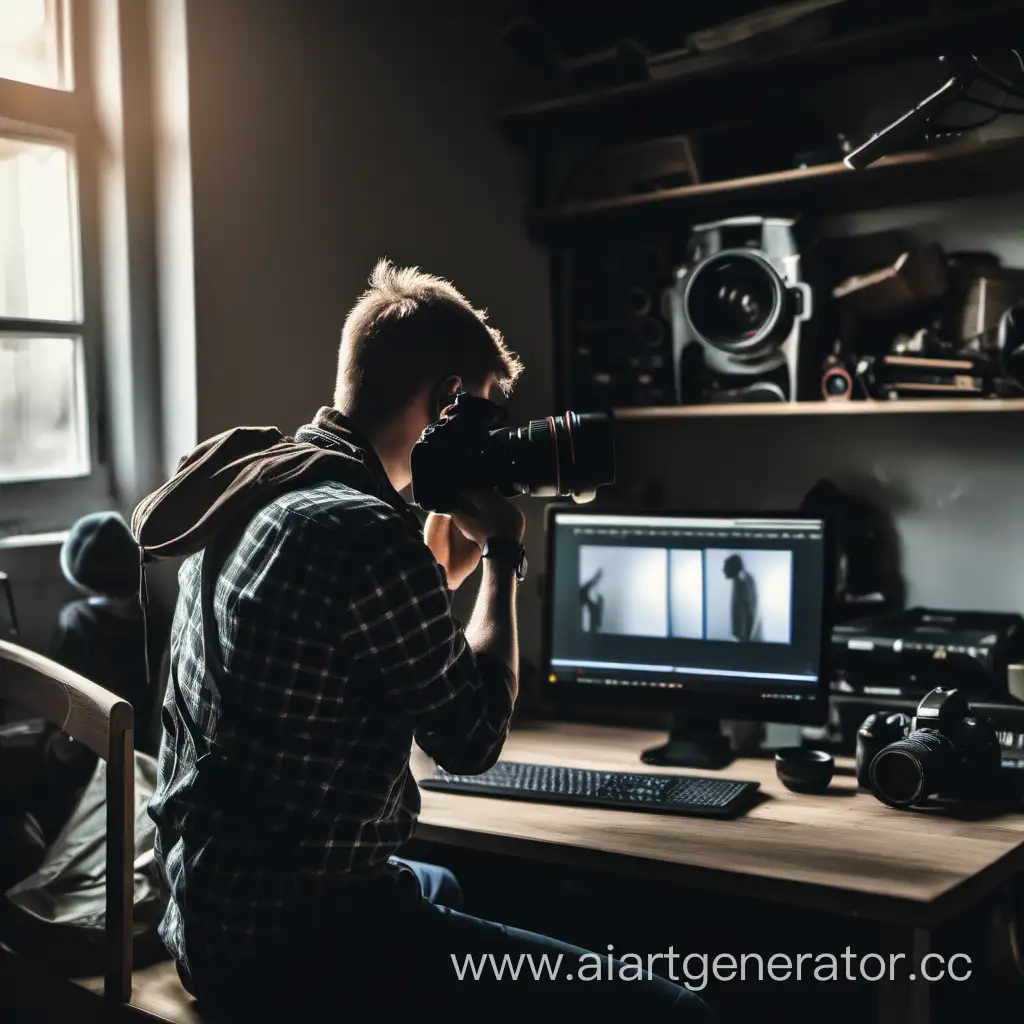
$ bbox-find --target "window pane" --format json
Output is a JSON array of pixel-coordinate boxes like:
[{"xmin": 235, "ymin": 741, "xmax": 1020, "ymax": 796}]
[
  {"xmin": 0, "ymin": 135, "xmax": 80, "ymax": 321},
  {"xmin": 0, "ymin": 334, "xmax": 89, "ymax": 482},
  {"xmin": 0, "ymin": 0, "xmax": 71, "ymax": 90}
]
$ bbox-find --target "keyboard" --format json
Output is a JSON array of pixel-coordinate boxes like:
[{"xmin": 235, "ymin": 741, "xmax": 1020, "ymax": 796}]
[{"xmin": 420, "ymin": 761, "xmax": 760, "ymax": 819}]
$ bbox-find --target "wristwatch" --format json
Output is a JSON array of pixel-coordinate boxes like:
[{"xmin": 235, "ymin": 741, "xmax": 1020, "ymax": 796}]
[{"xmin": 481, "ymin": 537, "xmax": 528, "ymax": 583}]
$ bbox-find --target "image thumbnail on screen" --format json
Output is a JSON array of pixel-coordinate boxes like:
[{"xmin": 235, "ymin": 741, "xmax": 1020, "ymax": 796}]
[
  {"xmin": 578, "ymin": 545, "xmax": 669, "ymax": 638},
  {"xmin": 668, "ymin": 549, "xmax": 703, "ymax": 640},
  {"xmin": 704, "ymin": 549, "xmax": 793, "ymax": 644}
]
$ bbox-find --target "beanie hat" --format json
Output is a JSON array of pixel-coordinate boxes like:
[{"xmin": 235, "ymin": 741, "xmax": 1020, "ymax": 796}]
[{"xmin": 60, "ymin": 511, "xmax": 140, "ymax": 599}]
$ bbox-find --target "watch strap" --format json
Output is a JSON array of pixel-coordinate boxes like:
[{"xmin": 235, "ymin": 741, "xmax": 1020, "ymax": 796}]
[{"xmin": 481, "ymin": 537, "xmax": 525, "ymax": 580}]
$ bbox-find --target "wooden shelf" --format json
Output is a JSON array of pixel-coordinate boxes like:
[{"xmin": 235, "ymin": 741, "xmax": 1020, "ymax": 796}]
[
  {"xmin": 500, "ymin": 3, "xmax": 1024, "ymax": 142},
  {"xmin": 528, "ymin": 135, "xmax": 1024, "ymax": 236},
  {"xmin": 613, "ymin": 398, "xmax": 1024, "ymax": 420}
]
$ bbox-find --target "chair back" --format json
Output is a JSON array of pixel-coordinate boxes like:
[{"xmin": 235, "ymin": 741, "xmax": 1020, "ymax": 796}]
[{"xmin": 0, "ymin": 639, "xmax": 134, "ymax": 1003}]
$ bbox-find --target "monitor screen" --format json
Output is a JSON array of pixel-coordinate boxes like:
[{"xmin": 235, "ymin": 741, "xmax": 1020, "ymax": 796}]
[{"xmin": 545, "ymin": 510, "xmax": 830, "ymax": 716}]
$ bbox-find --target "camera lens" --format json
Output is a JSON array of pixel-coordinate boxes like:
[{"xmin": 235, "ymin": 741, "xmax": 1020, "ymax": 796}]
[
  {"xmin": 869, "ymin": 731, "xmax": 957, "ymax": 808},
  {"xmin": 488, "ymin": 411, "xmax": 615, "ymax": 502},
  {"xmin": 684, "ymin": 252, "xmax": 783, "ymax": 351},
  {"xmin": 823, "ymin": 366, "xmax": 852, "ymax": 399}
]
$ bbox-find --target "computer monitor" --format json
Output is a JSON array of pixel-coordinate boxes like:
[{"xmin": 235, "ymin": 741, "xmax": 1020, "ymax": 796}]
[{"xmin": 543, "ymin": 507, "xmax": 834, "ymax": 769}]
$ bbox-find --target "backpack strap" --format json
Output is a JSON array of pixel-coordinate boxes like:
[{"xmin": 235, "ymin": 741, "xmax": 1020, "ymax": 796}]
[{"xmin": 169, "ymin": 519, "xmax": 249, "ymax": 761}]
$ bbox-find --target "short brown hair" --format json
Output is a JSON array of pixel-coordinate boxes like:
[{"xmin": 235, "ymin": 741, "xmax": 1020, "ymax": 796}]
[{"xmin": 334, "ymin": 259, "xmax": 523, "ymax": 429}]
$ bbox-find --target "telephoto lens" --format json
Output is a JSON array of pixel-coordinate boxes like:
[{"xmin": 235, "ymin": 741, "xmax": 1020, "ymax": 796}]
[
  {"xmin": 489, "ymin": 411, "xmax": 616, "ymax": 504},
  {"xmin": 868, "ymin": 731, "xmax": 958, "ymax": 809},
  {"xmin": 410, "ymin": 392, "xmax": 616, "ymax": 513}
]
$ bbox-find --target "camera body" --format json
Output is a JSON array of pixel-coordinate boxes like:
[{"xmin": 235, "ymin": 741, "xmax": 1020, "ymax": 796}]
[
  {"xmin": 665, "ymin": 216, "xmax": 814, "ymax": 405},
  {"xmin": 858, "ymin": 687, "xmax": 1001, "ymax": 809},
  {"xmin": 409, "ymin": 391, "xmax": 616, "ymax": 514}
]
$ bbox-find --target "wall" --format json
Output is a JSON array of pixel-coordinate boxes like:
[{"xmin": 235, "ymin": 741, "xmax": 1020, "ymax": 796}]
[
  {"xmin": 0, "ymin": 537, "xmax": 71, "ymax": 653},
  {"xmin": 182, "ymin": 0, "xmax": 548, "ymax": 436},
  {"xmin": 179, "ymin": 0, "xmax": 554, "ymax": 680}
]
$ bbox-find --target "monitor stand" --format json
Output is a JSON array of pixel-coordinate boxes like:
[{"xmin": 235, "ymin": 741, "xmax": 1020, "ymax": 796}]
[{"xmin": 640, "ymin": 715, "xmax": 734, "ymax": 770}]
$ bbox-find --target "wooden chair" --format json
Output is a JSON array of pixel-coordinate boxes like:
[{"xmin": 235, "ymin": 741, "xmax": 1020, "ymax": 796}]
[{"xmin": 0, "ymin": 639, "xmax": 201, "ymax": 1023}]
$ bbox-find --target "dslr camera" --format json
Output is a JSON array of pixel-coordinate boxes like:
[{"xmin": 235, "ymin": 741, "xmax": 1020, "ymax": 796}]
[
  {"xmin": 856, "ymin": 687, "xmax": 1001, "ymax": 810},
  {"xmin": 410, "ymin": 391, "xmax": 616, "ymax": 514}
]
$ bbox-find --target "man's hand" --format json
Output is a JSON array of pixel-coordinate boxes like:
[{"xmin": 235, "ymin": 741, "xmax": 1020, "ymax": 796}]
[
  {"xmin": 450, "ymin": 489, "xmax": 525, "ymax": 548},
  {"xmin": 424, "ymin": 513, "xmax": 482, "ymax": 591},
  {"xmin": 424, "ymin": 490, "xmax": 525, "ymax": 590}
]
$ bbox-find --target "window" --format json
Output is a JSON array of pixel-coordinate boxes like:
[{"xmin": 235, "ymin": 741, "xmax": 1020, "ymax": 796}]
[
  {"xmin": 0, "ymin": 1, "xmax": 102, "ymax": 520},
  {"xmin": 0, "ymin": 0, "xmax": 72, "ymax": 90}
]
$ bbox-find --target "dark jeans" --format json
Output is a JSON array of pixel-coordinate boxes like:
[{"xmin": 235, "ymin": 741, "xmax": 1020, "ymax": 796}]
[{"xmin": 193, "ymin": 858, "xmax": 712, "ymax": 1022}]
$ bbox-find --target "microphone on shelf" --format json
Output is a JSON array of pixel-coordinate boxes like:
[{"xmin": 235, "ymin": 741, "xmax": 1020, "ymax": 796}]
[
  {"xmin": 842, "ymin": 50, "xmax": 1024, "ymax": 170},
  {"xmin": 844, "ymin": 72, "xmax": 967, "ymax": 170}
]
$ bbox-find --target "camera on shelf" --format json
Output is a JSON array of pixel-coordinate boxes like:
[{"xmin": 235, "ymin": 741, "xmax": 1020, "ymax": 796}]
[
  {"xmin": 410, "ymin": 390, "xmax": 616, "ymax": 514},
  {"xmin": 665, "ymin": 216, "xmax": 816, "ymax": 405},
  {"xmin": 856, "ymin": 687, "xmax": 1001, "ymax": 810}
]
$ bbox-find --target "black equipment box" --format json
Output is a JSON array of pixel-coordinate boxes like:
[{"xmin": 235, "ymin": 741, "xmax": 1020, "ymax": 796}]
[{"xmin": 831, "ymin": 607, "xmax": 1024, "ymax": 703}]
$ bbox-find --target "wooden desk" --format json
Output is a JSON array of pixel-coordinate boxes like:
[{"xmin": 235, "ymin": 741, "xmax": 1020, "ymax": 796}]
[{"xmin": 411, "ymin": 721, "xmax": 1024, "ymax": 1023}]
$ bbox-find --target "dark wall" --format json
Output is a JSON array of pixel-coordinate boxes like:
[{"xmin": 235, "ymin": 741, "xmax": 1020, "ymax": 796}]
[
  {"xmin": 183, "ymin": 0, "xmax": 549, "ymax": 436},
  {"xmin": 181, "ymin": 0, "xmax": 554, "ymax": 675}
]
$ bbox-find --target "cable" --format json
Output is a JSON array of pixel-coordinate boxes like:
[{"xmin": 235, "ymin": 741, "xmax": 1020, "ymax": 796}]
[
  {"xmin": 957, "ymin": 96, "xmax": 1024, "ymax": 114},
  {"xmin": 929, "ymin": 108, "xmax": 1001, "ymax": 132},
  {"xmin": 930, "ymin": 49, "xmax": 1024, "ymax": 131},
  {"xmin": 970, "ymin": 50, "xmax": 1024, "ymax": 97},
  {"xmin": 965, "ymin": 49, "xmax": 1024, "ymax": 106}
]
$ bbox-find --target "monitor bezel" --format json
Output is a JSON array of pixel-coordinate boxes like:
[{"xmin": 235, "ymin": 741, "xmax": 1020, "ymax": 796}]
[{"xmin": 541, "ymin": 504, "xmax": 835, "ymax": 726}]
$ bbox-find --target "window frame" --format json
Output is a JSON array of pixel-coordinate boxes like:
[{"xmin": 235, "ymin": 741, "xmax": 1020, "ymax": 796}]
[{"xmin": 0, "ymin": 0, "xmax": 111, "ymax": 536}]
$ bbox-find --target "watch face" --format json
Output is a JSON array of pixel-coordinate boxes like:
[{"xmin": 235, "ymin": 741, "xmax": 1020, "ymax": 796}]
[{"xmin": 518, "ymin": 551, "xmax": 528, "ymax": 582}]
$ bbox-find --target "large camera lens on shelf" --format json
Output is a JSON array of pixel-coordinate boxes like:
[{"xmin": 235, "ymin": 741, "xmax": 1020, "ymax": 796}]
[{"xmin": 684, "ymin": 251, "xmax": 788, "ymax": 355}]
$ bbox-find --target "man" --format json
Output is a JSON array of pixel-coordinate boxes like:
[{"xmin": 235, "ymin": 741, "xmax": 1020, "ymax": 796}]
[
  {"xmin": 145, "ymin": 261, "xmax": 711, "ymax": 1020},
  {"xmin": 723, "ymin": 554, "xmax": 763, "ymax": 643},
  {"xmin": 52, "ymin": 511, "xmax": 168, "ymax": 753}
]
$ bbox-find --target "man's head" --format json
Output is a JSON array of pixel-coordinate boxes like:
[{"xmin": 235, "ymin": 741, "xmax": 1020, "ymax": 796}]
[
  {"xmin": 334, "ymin": 259, "xmax": 523, "ymax": 490},
  {"xmin": 723, "ymin": 554, "xmax": 744, "ymax": 580}
]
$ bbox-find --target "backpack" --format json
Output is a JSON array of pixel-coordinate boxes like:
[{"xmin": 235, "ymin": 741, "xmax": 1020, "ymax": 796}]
[{"xmin": 0, "ymin": 750, "xmax": 168, "ymax": 976}]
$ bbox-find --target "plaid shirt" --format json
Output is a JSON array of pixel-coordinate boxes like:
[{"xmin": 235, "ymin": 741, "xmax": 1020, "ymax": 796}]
[{"xmin": 150, "ymin": 416, "xmax": 515, "ymax": 977}]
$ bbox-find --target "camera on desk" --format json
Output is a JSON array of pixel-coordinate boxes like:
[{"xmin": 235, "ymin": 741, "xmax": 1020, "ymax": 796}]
[
  {"xmin": 665, "ymin": 216, "xmax": 817, "ymax": 405},
  {"xmin": 856, "ymin": 687, "xmax": 1002, "ymax": 810}
]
